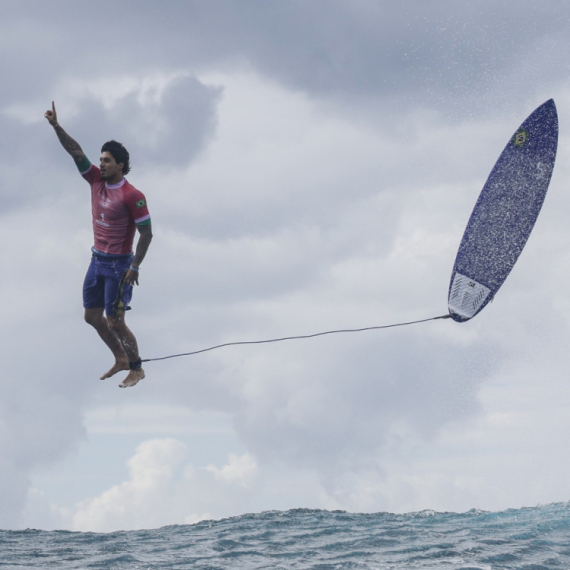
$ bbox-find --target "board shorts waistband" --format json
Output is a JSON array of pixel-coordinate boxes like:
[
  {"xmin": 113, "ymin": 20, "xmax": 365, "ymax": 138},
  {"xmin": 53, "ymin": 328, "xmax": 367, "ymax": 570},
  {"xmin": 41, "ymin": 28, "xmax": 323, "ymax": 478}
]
[{"xmin": 91, "ymin": 246, "xmax": 133, "ymax": 261}]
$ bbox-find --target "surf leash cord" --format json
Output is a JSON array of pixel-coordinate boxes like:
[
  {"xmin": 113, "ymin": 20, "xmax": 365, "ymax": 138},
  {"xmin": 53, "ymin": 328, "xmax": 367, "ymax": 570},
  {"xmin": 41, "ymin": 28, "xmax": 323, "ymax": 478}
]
[{"xmin": 141, "ymin": 314, "xmax": 451, "ymax": 363}]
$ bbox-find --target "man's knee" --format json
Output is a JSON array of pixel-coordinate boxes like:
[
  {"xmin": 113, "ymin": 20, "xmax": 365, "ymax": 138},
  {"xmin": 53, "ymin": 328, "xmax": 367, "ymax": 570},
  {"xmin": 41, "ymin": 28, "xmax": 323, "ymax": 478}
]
[
  {"xmin": 84, "ymin": 308, "xmax": 105, "ymax": 328},
  {"xmin": 106, "ymin": 312, "xmax": 126, "ymax": 333}
]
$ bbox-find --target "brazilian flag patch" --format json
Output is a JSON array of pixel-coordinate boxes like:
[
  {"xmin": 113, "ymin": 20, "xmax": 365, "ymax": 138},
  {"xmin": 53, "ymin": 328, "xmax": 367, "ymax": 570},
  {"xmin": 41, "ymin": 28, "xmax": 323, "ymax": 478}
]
[
  {"xmin": 136, "ymin": 199, "xmax": 146, "ymax": 208},
  {"xmin": 512, "ymin": 128, "xmax": 529, "ymax": 148}
]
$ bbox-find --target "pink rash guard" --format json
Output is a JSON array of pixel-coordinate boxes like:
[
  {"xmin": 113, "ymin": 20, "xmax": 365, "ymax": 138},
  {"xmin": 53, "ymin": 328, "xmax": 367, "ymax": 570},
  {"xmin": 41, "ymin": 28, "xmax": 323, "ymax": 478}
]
[{"xmin": 80, "ymin": 162, "xmax": 151, "ymax": 255}]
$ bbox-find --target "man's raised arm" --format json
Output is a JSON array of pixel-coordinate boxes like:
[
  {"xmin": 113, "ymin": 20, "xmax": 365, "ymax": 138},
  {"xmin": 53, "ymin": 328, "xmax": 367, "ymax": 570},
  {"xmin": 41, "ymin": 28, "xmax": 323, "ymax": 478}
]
[{"xmin": 44, "ymin": 101, "xmax": 86, "ymax": 164}]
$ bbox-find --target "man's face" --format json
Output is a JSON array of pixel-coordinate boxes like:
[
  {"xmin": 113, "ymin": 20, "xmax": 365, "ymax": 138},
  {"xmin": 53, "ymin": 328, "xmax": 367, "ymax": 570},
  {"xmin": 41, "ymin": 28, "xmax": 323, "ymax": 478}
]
[{"xmin": 99, "ymin": 151, "xmax": 123, "ymax": 182}]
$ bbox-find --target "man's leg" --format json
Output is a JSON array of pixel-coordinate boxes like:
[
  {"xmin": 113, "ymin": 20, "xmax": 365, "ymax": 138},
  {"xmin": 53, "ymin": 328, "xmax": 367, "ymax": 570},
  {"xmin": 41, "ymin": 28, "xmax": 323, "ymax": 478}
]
[
  {"xmin": 106, "ymin": 311, "xmax": 145, "ymax": 388},
  {"xmin": 84, "ymin": 308, "xmax": 130, "ymax": 379}
]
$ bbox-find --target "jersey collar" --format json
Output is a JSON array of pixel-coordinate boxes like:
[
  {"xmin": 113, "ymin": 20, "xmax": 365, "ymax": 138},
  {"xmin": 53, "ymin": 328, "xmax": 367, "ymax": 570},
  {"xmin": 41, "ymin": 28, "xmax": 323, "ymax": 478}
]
[{"xmin": 105, "ymin": 178, "xmax": 126, "ymax": 190}]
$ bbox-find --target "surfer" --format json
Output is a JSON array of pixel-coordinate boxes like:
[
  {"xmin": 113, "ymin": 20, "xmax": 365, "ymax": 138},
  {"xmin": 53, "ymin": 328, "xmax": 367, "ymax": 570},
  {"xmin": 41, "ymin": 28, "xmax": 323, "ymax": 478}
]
[{"xmin": 44, "ymin": 102, "xmax": 153, "ymax": 388}]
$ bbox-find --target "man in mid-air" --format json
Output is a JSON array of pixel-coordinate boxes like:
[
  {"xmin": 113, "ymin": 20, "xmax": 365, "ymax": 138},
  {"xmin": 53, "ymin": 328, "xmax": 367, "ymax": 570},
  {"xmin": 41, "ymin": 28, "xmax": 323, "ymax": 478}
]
[{"xmin": 45, "ymin": 102, "xmax": 153, "ymax": 388}]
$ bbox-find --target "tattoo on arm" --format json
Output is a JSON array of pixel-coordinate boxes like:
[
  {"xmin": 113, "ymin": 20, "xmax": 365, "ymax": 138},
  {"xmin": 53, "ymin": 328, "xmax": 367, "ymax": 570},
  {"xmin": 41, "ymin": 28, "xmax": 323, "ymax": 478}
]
[{"xmin": 53, "ymin": 124, "xmax": 86, "ymax": 163}]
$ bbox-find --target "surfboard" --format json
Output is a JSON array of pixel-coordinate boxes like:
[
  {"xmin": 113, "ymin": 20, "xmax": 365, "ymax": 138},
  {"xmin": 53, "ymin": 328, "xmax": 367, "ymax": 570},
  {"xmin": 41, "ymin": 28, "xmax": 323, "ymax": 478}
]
[{"xmin": 448, "ymin": 99, "xmax": 558, "ymax": 322}]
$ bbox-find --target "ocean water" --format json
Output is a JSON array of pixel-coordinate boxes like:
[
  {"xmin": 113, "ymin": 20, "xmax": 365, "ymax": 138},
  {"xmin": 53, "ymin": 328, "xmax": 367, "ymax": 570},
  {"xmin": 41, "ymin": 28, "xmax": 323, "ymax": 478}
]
[{"xmin": 2, "ymin": 503, "xmax": 570, "ymax": 569}]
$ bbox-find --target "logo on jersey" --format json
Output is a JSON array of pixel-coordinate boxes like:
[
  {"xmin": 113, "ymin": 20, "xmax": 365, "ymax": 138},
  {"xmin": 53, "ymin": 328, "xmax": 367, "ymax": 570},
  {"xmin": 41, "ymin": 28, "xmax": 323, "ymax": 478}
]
[
  {"xmin": 136, "ymin": 199, "xmax": 146, "ymax": 208},
  {"xmin": 95, "ymin": 212, "xmax": 110, "ymax": 228}
]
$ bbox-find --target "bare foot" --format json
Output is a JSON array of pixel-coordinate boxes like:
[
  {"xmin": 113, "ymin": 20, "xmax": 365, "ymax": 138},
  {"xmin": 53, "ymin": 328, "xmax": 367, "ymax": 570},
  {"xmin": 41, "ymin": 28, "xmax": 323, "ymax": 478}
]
[
  {"xmin": 119, "ymin": 368, "xmax": 145, "ymax": 388},
  {"xmin": 100, "ymin": 359, "xmax": 130, "ymax": 380}
]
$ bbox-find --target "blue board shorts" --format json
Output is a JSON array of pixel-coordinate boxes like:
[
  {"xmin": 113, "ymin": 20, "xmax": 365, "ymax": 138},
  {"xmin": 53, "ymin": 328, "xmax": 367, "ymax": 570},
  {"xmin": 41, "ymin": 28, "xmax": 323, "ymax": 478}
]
[{"xmin": 83, "ymin": 252, "xmax": 134, "ymax": 316}]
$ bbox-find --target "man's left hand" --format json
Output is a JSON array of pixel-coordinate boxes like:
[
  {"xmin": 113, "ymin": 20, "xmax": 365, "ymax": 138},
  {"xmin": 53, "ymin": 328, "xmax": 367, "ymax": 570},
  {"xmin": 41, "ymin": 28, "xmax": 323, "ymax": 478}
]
[{"xmin": 125, "ymin": 268, "xmax": 139, "ymax": 286}]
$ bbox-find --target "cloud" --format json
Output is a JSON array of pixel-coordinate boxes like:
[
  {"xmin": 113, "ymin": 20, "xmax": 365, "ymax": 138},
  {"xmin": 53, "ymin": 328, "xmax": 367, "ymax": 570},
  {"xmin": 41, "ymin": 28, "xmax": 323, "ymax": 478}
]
[
  {"xmin": 0, "ymin": 206, "xmax": 100, "ymax": 528},
  {"xmin": 229, "ymin": 328, "xmax": 496, "ymax": 479},
  {"xmin": 72, "ymin": 439, "xmax": 189, "ymax": 531},
  {"xmin": 206, "ymin": 452, "xmax": 257, "ymax": 486},
  {"xmin": 57, "ymin": 74, "xmax": 222, "ymax": 172},
  {"xmin": 71, "ymin": 439, "xmax": 258, "ymax": 532},
  {"xmin": 4, "ymin": 1, "xmax": 569, "ymax": 118}
]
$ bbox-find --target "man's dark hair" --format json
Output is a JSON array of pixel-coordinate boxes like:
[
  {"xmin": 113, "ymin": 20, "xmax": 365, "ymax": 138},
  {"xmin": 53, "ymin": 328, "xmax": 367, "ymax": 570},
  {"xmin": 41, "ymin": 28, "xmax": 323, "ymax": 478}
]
[{"xmin": 101, "ymin": 140, "xmax": 131, "ymax": 175}]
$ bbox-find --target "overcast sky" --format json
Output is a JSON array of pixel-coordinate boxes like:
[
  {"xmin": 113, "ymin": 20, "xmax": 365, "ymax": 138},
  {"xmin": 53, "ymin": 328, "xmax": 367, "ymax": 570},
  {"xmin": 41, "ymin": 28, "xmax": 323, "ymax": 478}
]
[{"xmin": 3, "ymin": 0, "xmax": 570, "ymax": 531}]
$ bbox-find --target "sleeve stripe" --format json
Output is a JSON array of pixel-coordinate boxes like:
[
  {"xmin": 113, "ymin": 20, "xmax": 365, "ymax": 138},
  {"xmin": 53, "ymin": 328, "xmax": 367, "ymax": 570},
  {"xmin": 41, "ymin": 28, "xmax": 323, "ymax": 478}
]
[
  {"xmin": 77, "ymin": 156, "xmax": 92, "ymax": 174},
  {"xmin": 135, "ymin": 214, "xmax": 151, "ymax": 225}
]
